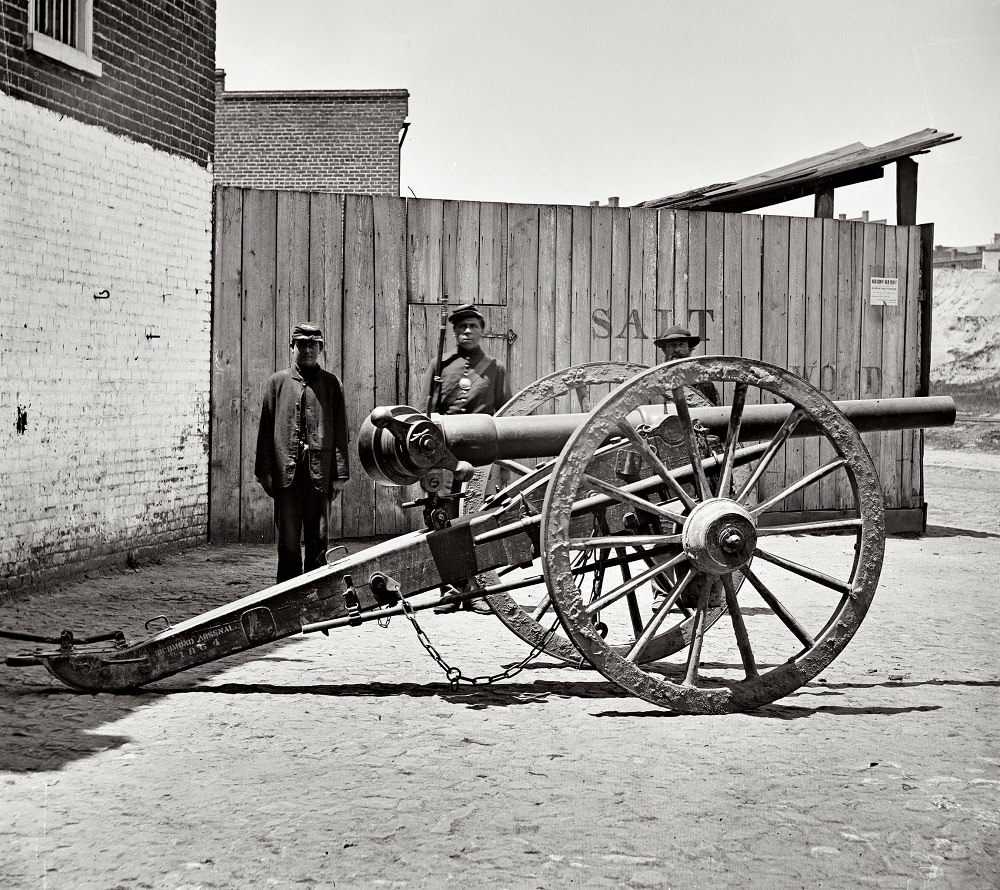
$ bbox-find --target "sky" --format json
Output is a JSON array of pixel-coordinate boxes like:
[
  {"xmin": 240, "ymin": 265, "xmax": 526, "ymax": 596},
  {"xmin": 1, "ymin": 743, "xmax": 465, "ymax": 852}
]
[{"xmin": 216, "ymin": 0, "xmax": 1000, "ymax": 247}]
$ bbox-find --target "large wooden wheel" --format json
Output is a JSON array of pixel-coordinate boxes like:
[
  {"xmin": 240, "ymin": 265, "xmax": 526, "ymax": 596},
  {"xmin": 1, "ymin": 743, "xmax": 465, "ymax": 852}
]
[
  {"xmin": 540, "ymin": 356, "xmax": 885, "ymax": 713},
  {"xmin": 469, "ymin": 362, "xmax": 730, "ymax": 665}
]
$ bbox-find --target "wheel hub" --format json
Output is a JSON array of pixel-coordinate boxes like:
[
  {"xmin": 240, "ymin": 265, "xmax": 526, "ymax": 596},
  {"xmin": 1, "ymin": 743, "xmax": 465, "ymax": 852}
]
[{"xmin": 682, "ymin": 498, "xmax": 757, "ymax": 574}]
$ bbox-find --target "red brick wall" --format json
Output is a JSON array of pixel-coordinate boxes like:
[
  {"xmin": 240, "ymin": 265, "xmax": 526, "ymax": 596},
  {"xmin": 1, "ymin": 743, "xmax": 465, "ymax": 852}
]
[
  {"xmin": 215, "ymin": 86, "xmax": 408, "ymax": 193},
  {"xmin": 0, "ymin": 0, "xmax": 215, "ymax": 167}
]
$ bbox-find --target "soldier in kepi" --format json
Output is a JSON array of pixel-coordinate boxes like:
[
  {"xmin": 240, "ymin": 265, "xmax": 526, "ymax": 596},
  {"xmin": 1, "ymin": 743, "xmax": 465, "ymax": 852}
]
[
  {"xmin": 255, "ymin": 322, "xmax": 350, "ymax": 584},
  {"xmin": 420, "ymin": 303, "xmax": 512, "ymax": 613},
  {"xmin": 421, "ymin": 303, "xmax": 511, "ymax": 417}
]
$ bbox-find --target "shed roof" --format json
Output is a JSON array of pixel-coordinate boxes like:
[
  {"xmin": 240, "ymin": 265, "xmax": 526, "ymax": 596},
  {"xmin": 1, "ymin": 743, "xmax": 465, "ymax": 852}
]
[{"xmin": 636, "ymin": 129, "xmax": 960, "ymax": 213}]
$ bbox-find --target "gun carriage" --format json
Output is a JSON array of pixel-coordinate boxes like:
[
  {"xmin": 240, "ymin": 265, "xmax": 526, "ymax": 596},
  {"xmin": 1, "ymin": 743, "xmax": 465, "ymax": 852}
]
[{"xmin": 3, "ymin": 357, "xmax": 955, "ymax": 714}]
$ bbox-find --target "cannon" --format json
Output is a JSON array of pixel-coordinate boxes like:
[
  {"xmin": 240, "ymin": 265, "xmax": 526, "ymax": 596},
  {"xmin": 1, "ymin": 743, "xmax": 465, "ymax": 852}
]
[{"xmin": 2, "ymin": 357, "xmax": 955, "ymax": 714}]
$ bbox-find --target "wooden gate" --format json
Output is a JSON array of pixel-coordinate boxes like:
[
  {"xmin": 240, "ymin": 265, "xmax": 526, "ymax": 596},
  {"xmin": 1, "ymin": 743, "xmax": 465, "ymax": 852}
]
[{"xmin": 210, "ymin": 188, "xmax": 932, "ymax": 542}]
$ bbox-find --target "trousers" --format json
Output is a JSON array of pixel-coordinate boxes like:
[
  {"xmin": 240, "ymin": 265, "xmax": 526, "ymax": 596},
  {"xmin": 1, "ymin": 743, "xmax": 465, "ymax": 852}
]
[{"xmin": 273, "ymin": 460, "xmax": 330, "ymax": 583}]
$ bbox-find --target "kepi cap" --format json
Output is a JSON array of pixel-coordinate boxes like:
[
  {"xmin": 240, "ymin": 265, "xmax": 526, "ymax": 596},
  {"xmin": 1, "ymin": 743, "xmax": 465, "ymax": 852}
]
[
  {"xmin": 447, "ymin": 303, "xmax": 486, "ymax": 325},
  {"xmin": 653, "ymin": 325, "xmax": 700, "ymax": 349},
  {"xmin": 291, "ymin": 322, "xmax": 324, "ymax": 344}
]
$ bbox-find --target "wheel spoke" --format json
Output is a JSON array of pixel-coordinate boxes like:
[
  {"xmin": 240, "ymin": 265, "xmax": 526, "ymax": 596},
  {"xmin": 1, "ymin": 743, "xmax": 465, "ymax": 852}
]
[
  {"xmin": 716, "ymin": 383, "xmax": 748, "ymax": 498},
  {"xmin": 574, "ymin": 385, "xmax": 591, "ymax": 412},
  {"xmin": 530, "ymin": 595, "xmax": 553, "ymax": 622},
  {"xmin": 743, "ymin": 566, "xmax": 815, "ymax": 648},
  {"xmin": 722, "ymin": 574, "xmax": 758, "ymax": 679},
  {"xmin": 682, "ymin": 577, "xmax": 712, "ymax": 686},
  {"xmin": 615, "ymin": 420, "xmax": 697, "ymax": 510},
  {"xmin": 625, "ymin": 568, "xmax": 696, "ymax": 663},
  {"xmin": 752, "ymin": 547, "xmax": 853, "ymax": 594},
  {"xmin": 757, "ymin": 518, "xmax": 863, "ymax": 537},
  {"xmin": 615, "ymin": 548, "xmax": 646, "ymax": 639},
  {"xmin": 584, "ymin": 552, "xmax": 688, "ymax": 615},
  {"xmin": 583, "ymin": 473, "xmax": 688, "ymax": 525},
  {"xmin": 734, "ymin": 406, "xmax": 807, "ymax": 504},
  {"xmin": 496, "ymin": 458, "xmax": 533, "ymax": 476},
  {"xmin": 569, "ymin": 532, "xmax": 684, "ymax": 550},
  {"xmin": 751, "ymin": 458, "xmax": 847, "ymax": 516},
  {"xmin": 671, "ymin": 390, "xmax": 713, "ymax": 502}
]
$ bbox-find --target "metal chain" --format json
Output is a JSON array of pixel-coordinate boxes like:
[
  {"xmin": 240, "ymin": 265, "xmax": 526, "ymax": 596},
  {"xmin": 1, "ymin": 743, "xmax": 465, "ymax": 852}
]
[{"xmin": 400, "ymin": 596, "xmax": 562, "ymax": 689}]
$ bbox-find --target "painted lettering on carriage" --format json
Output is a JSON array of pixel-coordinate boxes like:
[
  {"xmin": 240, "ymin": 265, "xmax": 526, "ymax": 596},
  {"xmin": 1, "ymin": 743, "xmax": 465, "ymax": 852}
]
[{"xmin": 162, "ymin": 622, "xmax": 239, "ymax": 656}]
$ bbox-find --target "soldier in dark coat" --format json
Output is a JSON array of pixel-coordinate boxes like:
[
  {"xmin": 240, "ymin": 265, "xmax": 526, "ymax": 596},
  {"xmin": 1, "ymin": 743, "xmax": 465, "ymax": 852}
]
[
  {"xmin": 421, "ymin": 304, "xmax": 512, "ymax": 613},
  {"xmin": 420, "ymin": 304, "xmax": 511, "ymax": 416},
  {"xmin": 255, "ymin": 322, "xmax": 350, "ymax": 583},
  {"xmin": 653, "ymin": 325, "xmax": 721, "ymax": 407}
]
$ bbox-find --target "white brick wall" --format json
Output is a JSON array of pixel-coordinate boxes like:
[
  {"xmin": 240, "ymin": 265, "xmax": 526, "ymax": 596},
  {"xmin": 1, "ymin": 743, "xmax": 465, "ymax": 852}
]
[{"xmin": 0, "ymin": 94, "xmax": 213, "ymax": 592}]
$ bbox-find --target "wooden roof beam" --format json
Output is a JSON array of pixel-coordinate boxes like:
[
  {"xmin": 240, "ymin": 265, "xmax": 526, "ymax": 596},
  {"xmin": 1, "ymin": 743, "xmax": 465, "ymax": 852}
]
[{"xmin": 693, "ymin": 165, "xmax": 885, "ymax": 214}]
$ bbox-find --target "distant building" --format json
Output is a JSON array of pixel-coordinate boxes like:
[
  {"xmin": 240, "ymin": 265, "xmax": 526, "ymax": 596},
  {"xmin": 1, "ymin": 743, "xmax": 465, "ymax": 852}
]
[
  {"xmin": 1, "ymin": 0, "xmax": 216, "ymax": 591},
  {"xmin": 933, "ymin": 234, "xmax": 1000, "ymax": 270},
  {"xmin": 214, "ymin": 70, "xmax": 409, "ymax": 194},
  {"xmin": 982, "ymin": 235, "xmax": 1000, "ymax": 273}
]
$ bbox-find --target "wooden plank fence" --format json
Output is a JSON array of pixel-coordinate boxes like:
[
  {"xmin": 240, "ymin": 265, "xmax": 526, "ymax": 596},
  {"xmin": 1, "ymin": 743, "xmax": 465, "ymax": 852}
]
[{"xmin": 210, "ymin": 188, "xmax": 931, "ymax": 543}]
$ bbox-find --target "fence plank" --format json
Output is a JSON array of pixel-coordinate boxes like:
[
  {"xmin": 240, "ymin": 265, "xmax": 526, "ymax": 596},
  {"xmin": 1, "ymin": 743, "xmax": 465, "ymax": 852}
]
[
  {"xmin": 210, "ymin": 187, "xmax": 244, "ymax": 542},
  {"xmin": 554, "ymin": 205, "xmax": 574, "ymax": 411},
  {"xmin": 760, "ymin": 215, "xmax": 790, "ymax": 501},
  {"xmin": 656, "ymin": 209, "xmax": 677, "ymax": 357},
  {"xmin": 687, "ymin": 210, "xmax": 707, "ymax": 348},
  {"xmin": 880, "ymin": 225, "xmax": 904, "ymax": 508},
  {"xmin": 786, "ymin": 216, "xmax": 808, "ymax": 510},
  {"xmin": 609, "ymin": 207, "xmax": 631, "ymax": 365},
  {"xmin": 834, "ymin": 222, "xmax": 864, "ymax": 508},
  {"xmin": 275, "ymin": 191, "xmax": 311, "ymax": 355},
  {"xmin": 740, "ymin": 214, "xmax": 762, "ymax": 406},
  {"xmin": 902, "ymin": 227, "xmax": 922, "ymax": 506},
  {"xmin": 374, "ymin": 196, "xmax": 411, "ymax": 534},
  {"xmin": 859, "ymin": 223, "xmax": 884, "ymax": 501},
  {"xmin": 802, "ymin": 217, "xmax": 824, "ymax": 511},
  {"xmin": 507, "ymin": 204, "xmax": 540, "ymax": 393},
  {"xmin": 537, "ymin": 205, "xmax": 557, "ymax": 381},
  {"xmin": 442, "ymin": 199, "xmax": 460, "ymax": 303},
  {"xmin": 705, "ymin": 211, "xmax": 725, "ymax": 362},
  {"xmin": 590, "ymin": 206, "xmax": 613, "ymax": 374},
  {"xmin": 456, "ymin": 201, "xmax": 481, "ymax": 304},
  {"xmin": 630, "ymin": 208, "xmax": 657, "ymax": 367},
  {"xmin": 818, "ymin": 218, "xmax": 841, "ymax": 506},
  {"xmin": 673, "ymin": 210, "xmax": 690, "ymax": 339},
  {"xmin": 407, "ymin": 199, "xmax": 443, "ymax": 304},
  {"xmin": 308, "ymin": 193, "xmax": 346, "ymax": 537},
  {"xmin": 343, "ymin": 194, "xmax": 377, "ymax": 536},
  {"xmin": 570, "ymin": 205, "xmax": 593, "ymax": 396},
  {"xmin": 478, "ymin": 202, "xmax": 506, "ymax": 305},
  {"xmin": 240, "ymin": 189, "xmax": 277, "ymax": 544}
]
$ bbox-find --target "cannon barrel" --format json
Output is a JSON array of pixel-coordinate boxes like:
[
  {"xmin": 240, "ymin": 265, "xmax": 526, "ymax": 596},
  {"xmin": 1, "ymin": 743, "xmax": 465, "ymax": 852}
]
[{"xmin": 361, "ymin": 396, "xmax": 955, "ymax": 483}]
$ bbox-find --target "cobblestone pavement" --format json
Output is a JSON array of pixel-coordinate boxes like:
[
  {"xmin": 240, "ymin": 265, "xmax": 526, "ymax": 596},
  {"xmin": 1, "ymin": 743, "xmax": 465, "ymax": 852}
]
[{"xmin": 1, "ymin": 454, "xmax": 998, "ymax": 889}]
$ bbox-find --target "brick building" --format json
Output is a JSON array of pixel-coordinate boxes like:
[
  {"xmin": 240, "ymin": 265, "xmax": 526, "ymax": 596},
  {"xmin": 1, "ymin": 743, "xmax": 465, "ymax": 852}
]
[
  {"xmin": 933, "ymin": 235, "xmax": 1000, "ymax": 270},
  {"xmin": 1, "ymin": 0, "xmax": 216, "ymax": 592},
  {"xmin": 214, "ymin": 70, "xmax": 409, "ymax": 193}
]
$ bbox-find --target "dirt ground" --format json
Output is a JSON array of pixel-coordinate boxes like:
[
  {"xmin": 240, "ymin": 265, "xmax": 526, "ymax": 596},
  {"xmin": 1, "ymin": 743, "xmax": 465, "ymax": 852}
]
[{"xmin": 1, "ymin": 447, "xmax": 998, "ymax": 890}]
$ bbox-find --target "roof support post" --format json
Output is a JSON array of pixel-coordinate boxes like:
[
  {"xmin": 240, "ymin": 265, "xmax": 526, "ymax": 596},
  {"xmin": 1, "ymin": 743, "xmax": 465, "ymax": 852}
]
[
  {"xmin": 813, "ymin": 185, "xmax": 835, "ymax": 219},
  {"xmin": 896, "ymin": 157, "xmax": 918, "ymax": 225}
]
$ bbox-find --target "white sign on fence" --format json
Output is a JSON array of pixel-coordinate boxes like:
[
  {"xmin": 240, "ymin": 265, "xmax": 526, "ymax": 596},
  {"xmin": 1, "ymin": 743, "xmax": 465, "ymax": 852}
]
[{"xmin": 870, "ymin": 277, "xmax": 899, "ymax": 306}]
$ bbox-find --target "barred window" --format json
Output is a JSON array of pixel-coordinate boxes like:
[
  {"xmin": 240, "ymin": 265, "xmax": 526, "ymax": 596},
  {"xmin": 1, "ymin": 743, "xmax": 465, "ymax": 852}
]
[{"xmin": 27, "ymin": 0, "xmax": 102, "ymax": 76}]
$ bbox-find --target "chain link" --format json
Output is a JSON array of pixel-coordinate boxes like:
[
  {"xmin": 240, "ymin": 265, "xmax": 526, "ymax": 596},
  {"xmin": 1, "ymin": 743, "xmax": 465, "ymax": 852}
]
[{"xmin": 400, "ymin": 596, "xmax": 561, "ymax": 689}]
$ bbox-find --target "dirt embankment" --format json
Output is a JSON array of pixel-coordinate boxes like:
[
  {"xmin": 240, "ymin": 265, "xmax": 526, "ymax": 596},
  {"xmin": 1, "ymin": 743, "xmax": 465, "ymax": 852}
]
[
  {"xmin": 931, "ymin": 268, "xmax": 1000, "ymax": 387},
  {"xmin": 925, "ymin": 268, "xmax": 1000, "ymax": 454}
]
